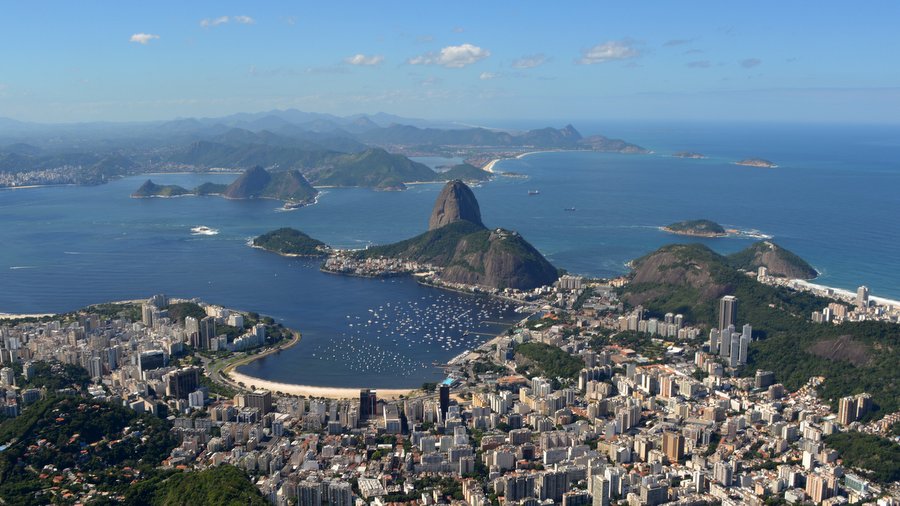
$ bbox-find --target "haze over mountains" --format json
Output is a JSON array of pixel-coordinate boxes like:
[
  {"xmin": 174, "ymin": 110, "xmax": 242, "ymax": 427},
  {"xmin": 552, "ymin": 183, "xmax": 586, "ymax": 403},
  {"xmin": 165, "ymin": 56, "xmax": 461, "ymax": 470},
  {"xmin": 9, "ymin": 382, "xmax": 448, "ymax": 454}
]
[{"xmin": 0, "ymin": 109, "xmax": 646, "ymax": 190}]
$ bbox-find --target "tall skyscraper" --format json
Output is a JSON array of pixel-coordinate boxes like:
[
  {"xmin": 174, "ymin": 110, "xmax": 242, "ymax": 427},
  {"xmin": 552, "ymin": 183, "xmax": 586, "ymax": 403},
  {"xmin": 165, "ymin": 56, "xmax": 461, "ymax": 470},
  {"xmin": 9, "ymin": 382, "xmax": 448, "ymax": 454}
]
[
  {"xmin": 439, "ymin": 384, "xmax": 450, "ymax": 421},
  {"xmin": 360, "ymin": 389, "xmax": 377, "ymax": 419},
  {"xmin": 856, "ymin": 285, "xmax": 869, "ymax": 309},
  {"xmin": 718, "ymin": 295, "xmax": 738, "ymax": 331}
]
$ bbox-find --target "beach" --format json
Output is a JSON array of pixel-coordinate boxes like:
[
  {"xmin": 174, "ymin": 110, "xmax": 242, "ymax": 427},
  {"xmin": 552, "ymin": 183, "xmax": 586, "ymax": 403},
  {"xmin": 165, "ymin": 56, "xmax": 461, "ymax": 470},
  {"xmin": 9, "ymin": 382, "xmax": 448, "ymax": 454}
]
[{"xmin": 226, "ymin": 369, "xmax": 412, "ymax": 400}]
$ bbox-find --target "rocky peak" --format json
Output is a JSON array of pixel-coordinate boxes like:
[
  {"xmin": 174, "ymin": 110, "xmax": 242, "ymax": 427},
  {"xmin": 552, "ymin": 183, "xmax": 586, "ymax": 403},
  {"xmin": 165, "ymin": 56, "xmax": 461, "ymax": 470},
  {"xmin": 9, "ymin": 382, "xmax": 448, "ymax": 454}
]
[{"xmin": 428, "ymin": 180, "xmax": 484, "ymax": 231}]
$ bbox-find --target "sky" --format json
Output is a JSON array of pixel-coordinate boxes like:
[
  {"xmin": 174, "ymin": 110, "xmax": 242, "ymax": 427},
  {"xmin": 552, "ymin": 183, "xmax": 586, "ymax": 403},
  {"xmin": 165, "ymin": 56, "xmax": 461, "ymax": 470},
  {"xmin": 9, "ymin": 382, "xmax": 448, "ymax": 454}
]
[{"xmin": 1, "ymin": 1, "xmax": 899, "ymax": 124}]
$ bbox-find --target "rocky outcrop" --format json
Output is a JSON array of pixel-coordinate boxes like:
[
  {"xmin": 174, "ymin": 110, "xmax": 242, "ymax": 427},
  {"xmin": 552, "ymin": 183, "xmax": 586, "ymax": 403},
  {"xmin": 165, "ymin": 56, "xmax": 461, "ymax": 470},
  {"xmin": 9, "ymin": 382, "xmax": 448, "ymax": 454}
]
[
  {"xmin": 428, "ymin": 180, "xmax": 484, "ymax": 230},
  {"xmin": 363, "ymin": 180, "xmax": 557, "ymax": 290}
]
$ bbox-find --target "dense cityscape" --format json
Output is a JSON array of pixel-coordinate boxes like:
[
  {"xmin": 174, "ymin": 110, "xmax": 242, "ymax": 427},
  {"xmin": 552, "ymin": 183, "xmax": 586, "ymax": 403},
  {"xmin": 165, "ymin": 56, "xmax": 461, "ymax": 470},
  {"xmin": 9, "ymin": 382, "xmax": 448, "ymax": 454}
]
[{"xmin": 2, "ymin": 261, "xmax": 898, "ymax": 505}]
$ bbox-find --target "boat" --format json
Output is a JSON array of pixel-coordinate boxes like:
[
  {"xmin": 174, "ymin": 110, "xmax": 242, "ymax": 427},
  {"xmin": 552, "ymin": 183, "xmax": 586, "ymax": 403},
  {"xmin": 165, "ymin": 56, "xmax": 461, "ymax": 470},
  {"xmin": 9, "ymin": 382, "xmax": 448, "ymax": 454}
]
[
  {"xmin": 190, "ymin": 226, "xmax": 219, "ymax": 236},
  {"xmin": 528, "ymin": 190, "xmax": 540, "ymax": 195},
  {"xmin": 564, "ymin": 207, "xmax": 576, "ymax": 212}
]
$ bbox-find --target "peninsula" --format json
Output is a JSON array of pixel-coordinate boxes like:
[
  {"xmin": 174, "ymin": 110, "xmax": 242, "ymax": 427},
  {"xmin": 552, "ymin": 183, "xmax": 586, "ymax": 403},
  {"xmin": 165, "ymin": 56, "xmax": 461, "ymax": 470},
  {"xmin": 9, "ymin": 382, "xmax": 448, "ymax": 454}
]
[
  {"xmin": 323, "ymin": 180, "xmax": 559, "ymax": 291},
  {"xmin": 662, "ymin": 219, "xmax": 727, "ymax": 237}
]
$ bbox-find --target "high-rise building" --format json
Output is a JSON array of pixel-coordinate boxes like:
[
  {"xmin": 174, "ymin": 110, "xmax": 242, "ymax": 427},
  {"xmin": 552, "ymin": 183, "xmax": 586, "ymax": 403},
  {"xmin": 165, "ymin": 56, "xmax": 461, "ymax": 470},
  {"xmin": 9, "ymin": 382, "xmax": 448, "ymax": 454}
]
[
  {"xmin": 244, "ymin": 390, "xmax": 273, "ymax": 415},
  {"xmin": 138, "ymin": 350, "xmax": 166, "ymax": 376},
  {"xmin": 662, "ymin": 431, "xmax": 685, "ymax": 462},
  {"xmin": 856, "ymin": 285, "xmax": 869, "ymax": 309},
  {"xmin": 199, "ymin": 316, "xmax": 216, "ymax": 350},
  {"xmin": 360, "ymin": 389, "xmax": 377, "ymax": 419},
  {"xmin": 439, "ymin": 384, "xmax": 450, "ymax": 421},
  {"xmin": 165, "ymin": 367, "xmax": 200, "ymax": 399},
  {"xmin": 718, "ymin": 295, "xmax": 738, "ymax": 331},
  {"xmin": 713, "ymin": 460, "xmax": 733, "ymax": 487}
]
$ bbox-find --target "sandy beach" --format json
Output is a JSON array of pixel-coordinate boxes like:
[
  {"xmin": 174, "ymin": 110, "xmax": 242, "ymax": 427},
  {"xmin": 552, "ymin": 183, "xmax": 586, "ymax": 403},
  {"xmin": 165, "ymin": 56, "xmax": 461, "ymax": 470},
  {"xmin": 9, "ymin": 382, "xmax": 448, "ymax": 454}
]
[{"xmin": 226, "ymin": 369, "xmax": 412, "ymax": 400}]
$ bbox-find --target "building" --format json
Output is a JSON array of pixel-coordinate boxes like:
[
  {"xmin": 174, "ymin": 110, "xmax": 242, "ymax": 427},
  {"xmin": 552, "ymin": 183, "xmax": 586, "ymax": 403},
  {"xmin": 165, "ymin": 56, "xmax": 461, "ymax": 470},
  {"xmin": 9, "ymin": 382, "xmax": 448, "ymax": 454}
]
[
  {"xmin": 662, "ymin": 431, "xmax": 685, "ymax": 463},
  {"xmin": 718, "ymin": 295, "xmax": 738, "ymax": 331},
  {"xmin": 439, "ymin": 384, "xmax": 450, "ymax": 421},
  {"xmin": 856, "ymin": 285, "xmax": 869, "ymax": 309},
  {"xmin": 138, "ymin": 350, "xmax": 166, "ymax": 376},
  {"xmin": 360, "ymin": 389, "xmax": 377, "ymax": 419},
  {"xmin": 165, "ymin": 367, "xmax": 200, "ymax": 400},
  {"xmin": 199, "ymin": 316, "xmax": 216, "ymax": 350},
  {"xmin": 244, "ymin": 390, "xmax": 273, "ymax": 415}
]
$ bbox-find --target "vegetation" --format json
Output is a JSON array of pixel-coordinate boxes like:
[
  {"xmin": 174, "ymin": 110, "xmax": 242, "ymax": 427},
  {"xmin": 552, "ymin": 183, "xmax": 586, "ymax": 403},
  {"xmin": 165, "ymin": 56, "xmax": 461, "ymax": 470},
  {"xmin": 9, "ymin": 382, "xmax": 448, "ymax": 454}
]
[
  {"xmin": 0, "ymin": 396, "xmax": 178, "ymax": 505},
  {"xmin": 165, "ymin": 301, "xmax": 207, "ymax": 325},
  {"xmin": 135, "ymin": 464, "xmax": 268, "ymax": 506},
  {"xmin": 726, "ymin": 240, "xmax": 818, "ymax": 279},
  {"xmin": 252, "ymin": 228, "xmax": 327, "ymax": 256},
  {"xmin": 514, "ymin": 342, "xmax": 583, "ymax": 380},
  {"xmin": 824, "ymin": 431, "xmax": 900, "ymax": 484}
]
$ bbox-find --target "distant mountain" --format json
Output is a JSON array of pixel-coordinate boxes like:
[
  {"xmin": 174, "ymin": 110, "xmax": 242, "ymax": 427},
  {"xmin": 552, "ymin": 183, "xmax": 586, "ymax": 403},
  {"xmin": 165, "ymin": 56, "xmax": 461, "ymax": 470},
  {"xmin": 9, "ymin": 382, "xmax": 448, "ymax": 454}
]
[
  {"xmin": 356, "ymin": 123, "xmax": 647, "ymax": 152},
  {"xmin": 438, "ymin": 163, "xmax": 493, "ymax": 183},
  {"xmin": 224, "ymin": 166, "xmax": 317, "ymax": 203},
  {"xmin": 727, "ymin": 240, "xmax": 818, "ymax": 279},
  {"xmin": 361, "ymin": 180, "xmax": 558, "ymax": 290}
]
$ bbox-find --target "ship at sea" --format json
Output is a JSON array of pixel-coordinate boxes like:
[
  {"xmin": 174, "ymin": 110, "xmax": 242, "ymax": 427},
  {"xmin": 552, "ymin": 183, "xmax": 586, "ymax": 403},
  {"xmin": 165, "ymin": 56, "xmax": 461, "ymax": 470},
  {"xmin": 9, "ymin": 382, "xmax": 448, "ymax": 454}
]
[
  {"xmin": 528, "ymin": 190, "xmax": 540, "ymax": 195},
  {"xmin": 190, "ymin": 225, "xmax": 219, "ymax": 236}
]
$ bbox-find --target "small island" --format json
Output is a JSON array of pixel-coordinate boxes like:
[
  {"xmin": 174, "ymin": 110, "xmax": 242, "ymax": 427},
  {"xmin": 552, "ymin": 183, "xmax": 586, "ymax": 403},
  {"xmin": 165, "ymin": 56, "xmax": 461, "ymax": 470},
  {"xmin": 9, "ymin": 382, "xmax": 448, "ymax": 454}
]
[
  {"xmin": 735, "ymin": 158, "xmax": 777, "ymax": 168},
  {"xmin": 662, "ymin": 219, "xmax": 727, "ymax": 238},
  {"xmin": 131, "ymin": 180, "xmax": 194, "ymax": 198},
  {"xmin": 672, "ymin": 151, "xmax": 706, "ymax": 159},
  {"xmin": 252, "ymin": 227, "xmax": 329, "ymax": 257}
]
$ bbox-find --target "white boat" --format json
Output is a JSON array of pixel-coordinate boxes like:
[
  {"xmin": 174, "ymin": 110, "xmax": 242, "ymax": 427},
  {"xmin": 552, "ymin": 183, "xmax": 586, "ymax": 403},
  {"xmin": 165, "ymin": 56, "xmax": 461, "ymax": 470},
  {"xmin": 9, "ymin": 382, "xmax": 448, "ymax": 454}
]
[{"xmin": 191, "ymin": 225, "xmax": 219, "ymax": 236}]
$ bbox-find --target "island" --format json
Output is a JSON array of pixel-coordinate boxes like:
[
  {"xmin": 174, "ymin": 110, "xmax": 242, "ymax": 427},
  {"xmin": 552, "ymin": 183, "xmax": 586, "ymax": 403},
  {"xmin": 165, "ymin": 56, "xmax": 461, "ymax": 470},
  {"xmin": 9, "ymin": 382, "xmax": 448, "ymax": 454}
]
[
  {"xmin": 131, "ymin": 166, "xmax": 318, "ymax": 205},
  {"xmin": 662, "ymin": 219, "xmax": 727, "ymax": 238},
  {"xmin": 251, "ymin": 227, "xmax": 329, "ymax": 257},
  {"xmin": 131, "ymin": 179, "xmax": 194, "ymax": 198},
  {"xmin": 735, "ymin": 157, "xmax": 777, "ymax": 168},
  {"xmin": 672, "ymin": 151, "xmax": 706, "ymax": 159}
]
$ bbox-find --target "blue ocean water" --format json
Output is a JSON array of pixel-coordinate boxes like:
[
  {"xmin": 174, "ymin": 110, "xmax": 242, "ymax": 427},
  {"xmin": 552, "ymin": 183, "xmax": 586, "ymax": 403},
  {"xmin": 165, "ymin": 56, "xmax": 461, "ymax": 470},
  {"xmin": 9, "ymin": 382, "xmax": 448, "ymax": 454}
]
[{"xmin": 1, "ymin": 122, "xmax": 898, "ymax": 388}]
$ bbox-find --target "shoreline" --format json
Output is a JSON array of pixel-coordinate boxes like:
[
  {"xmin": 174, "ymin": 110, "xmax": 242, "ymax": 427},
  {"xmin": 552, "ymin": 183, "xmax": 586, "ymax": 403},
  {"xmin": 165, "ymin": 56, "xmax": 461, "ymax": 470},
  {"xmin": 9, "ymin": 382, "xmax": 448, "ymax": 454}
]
[{"xmin": 215, "ymin": 322, "xmax": 415, "ymax": 400}]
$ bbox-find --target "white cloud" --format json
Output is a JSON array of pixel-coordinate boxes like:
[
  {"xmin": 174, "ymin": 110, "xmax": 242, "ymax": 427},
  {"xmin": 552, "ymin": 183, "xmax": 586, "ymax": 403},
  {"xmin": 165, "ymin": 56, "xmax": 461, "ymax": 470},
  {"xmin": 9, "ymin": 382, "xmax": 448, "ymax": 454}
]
[
  {"xmin": 200, "ymin": 15, "xmax": 255, "ymax": 28},
  {"xmin": 408, "ymin": 43, "xmax": 490, "ymax": 68},
  {"xmin": 578, "ymin": 40, "xmax": 639, "ymax": 64},
  {"xmin": 741, "ymin": 58, "xmax": 762, "ymax": 68},
  {"xmin": 479, "ymin": 72, "xmax": 499, "ymax": 80},
  {"xmin": 512, "ymin": 54, "xmax": 547, "ymax": 69},
  {"xmin": 452, "ymin": 26, "xmax": 465, "ymax": 33},
  {"xmin": 129, "ymin": 33, "xmax": 159, "ymax": 45},
  {"xmin": 344, "ymin": 54, "xmax": 384, "ymax": 66},
  {"xmin": 686, "ymin": 60, "xmax": 711, "ymax": 68},
  {"xmin": 200, "ymin": 16, "xmax": 230, "ymax": 28}
]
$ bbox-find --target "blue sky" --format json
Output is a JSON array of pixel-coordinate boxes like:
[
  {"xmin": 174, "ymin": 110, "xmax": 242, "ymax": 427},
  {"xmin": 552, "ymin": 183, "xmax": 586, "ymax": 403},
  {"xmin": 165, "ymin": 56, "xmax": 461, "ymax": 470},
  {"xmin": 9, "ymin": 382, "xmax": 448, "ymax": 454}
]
[{"xmin": 1, "ymin": 1, "xmax": 898, "ymax": 124}]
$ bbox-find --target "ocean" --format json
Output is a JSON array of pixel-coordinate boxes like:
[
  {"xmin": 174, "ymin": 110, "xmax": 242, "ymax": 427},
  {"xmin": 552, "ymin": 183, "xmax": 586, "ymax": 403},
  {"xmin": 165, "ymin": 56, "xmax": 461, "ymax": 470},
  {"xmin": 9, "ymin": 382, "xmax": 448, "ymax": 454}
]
[{"xmin": 1, "ymin": 122, "xmax": 898, "ymax": 388}]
